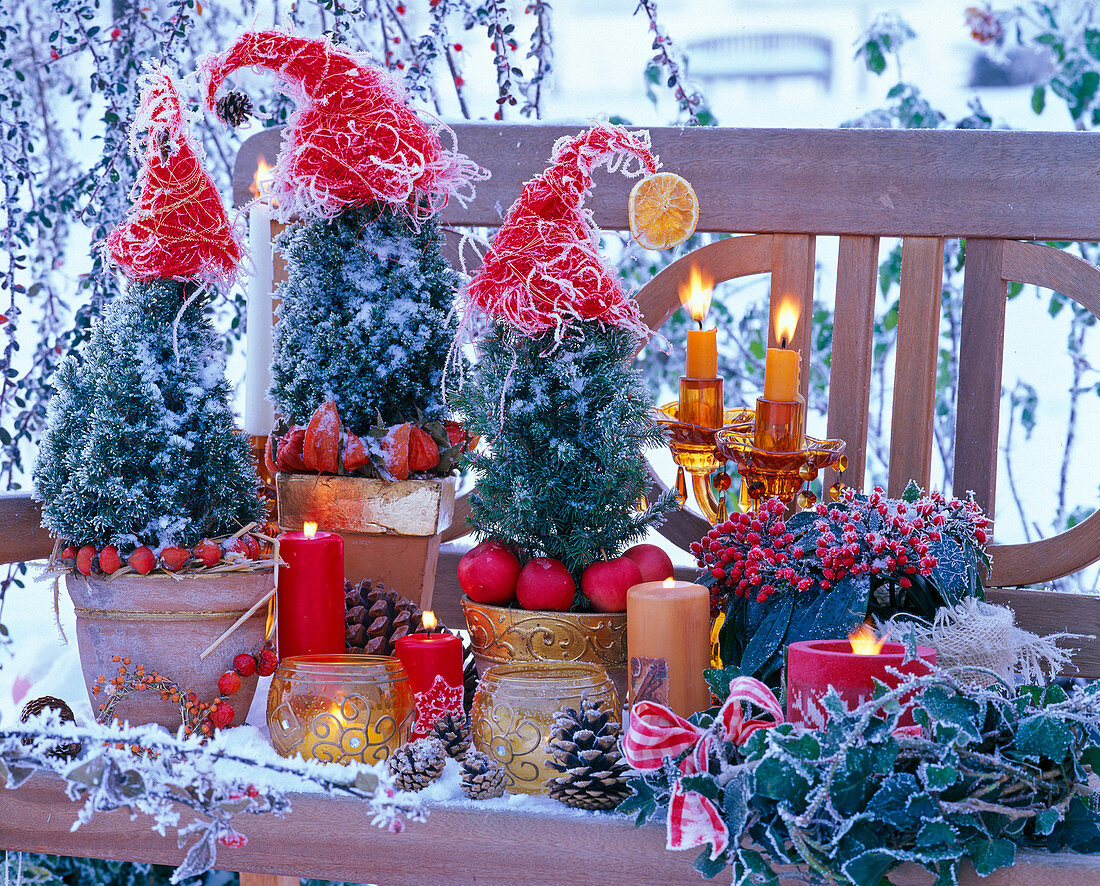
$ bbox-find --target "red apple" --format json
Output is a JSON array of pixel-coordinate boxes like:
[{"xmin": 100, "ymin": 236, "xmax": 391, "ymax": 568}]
[
  {"xmin": 516, "ymin": 558, "xmax": 575, "ymax": 611},
  {"xmin": 581, "ymin": 557, "xmax": 643, "ymax": 613},
  {"xmin": 623, "ymin": 543, "xmax": 675, "ymax": 583},
  {"xmin": 458, "ymin": 541, "xmax": 521, "ymax": 605}
]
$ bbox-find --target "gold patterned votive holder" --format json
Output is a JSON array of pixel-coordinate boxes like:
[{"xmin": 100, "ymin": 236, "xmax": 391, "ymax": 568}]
[
  {"xmin": 267, "ymin": 654, "xmax": 413, "ymax": 765},
  {"xmin": 471, "ymin": 661, "xmax": 620, "ymax": 795}
]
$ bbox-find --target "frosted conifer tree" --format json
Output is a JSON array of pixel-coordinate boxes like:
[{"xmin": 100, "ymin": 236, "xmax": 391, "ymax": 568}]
[
  {"xmin": 454, "ymin": 124, "xmax": 681, "ymax": 581},
  {"xmin": 199, "ymin": 31, "xmax": 486, "ymax": 436},
  {"xmin": 455, "ymin": 322, "xmax": 675, "ymax": 579},
  {"xmin": 33, "ymin": 67, "xmax": 260, "ymax": 551},
  {"xmin": 269, "ymin": 204, "xmax": 459, "ymax": 433},
  {"xmin": 34, "ymin": 281, "xmax": 260, "ymax": 549}
]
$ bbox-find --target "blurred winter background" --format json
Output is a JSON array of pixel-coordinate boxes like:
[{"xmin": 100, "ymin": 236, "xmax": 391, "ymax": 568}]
[{"xmin": 1, "ymin": 0, "xmax": 1097, "ymax": 719}]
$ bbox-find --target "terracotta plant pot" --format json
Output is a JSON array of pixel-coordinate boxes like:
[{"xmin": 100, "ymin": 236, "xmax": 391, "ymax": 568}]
[
  {"xmin": 277, "ymin": 473, "xmax": 455, "ymax": 609},
  {"xmin": 461, "ymin": 597, "xmax": 628, "ymax": 702},
  {"xmin": 65, "ymin": 570, "xmax": 272, "ymax": 730}
]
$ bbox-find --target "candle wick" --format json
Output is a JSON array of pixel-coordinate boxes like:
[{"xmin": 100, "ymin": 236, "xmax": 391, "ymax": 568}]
[
  {"xmin": 780, "ymin": 335, "xmax": 788, "ymax": 349},
  {"xmin": 697, "ymin": 318, "xmax": 703, "ymax": 331}
]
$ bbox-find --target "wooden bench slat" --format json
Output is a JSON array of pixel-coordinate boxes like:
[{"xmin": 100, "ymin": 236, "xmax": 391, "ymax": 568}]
[
  {"xmin": 825, "ymin": 234, "xmax": 880, "ymax": 491},
  {"xmin": 235, "ymin": 126, "xmax": 1100, "ymax": 241},
  {"xmin": 988, "ymin": 510, "xmax": 1100, "ymax": 588},
  {"xmin": 888, "ymin": 237, "xmax": 945, "ymax": 498},
  {"xmin": 768, "ymin": 234, "xmax": 816, "ymax": 406},
  {"xmin": 953, "ymin": 238, "xmax": 1008, "ymax": 514},
  {"xmin": 0, "ymin": 493, "xmax": 53, "ymax": 565},
  {"xmin": 8, "ymin": 772, "xmax": 1100, "ymax": 886}
]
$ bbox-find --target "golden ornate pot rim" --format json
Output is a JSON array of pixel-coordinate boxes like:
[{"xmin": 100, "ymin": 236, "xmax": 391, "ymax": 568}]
[
  {"xmin": 276, "ymin": 653, "xmax": 408, "ymax": 680},
  {"xmin": 460, "ymin": 596, "xmax": 627, "ymax": 620},
  {"xmin": 479, "ymin": 661, "xmax": 613, "ymax": 686}
]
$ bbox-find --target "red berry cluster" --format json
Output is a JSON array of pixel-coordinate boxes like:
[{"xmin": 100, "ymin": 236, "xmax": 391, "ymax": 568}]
[
  {"xmin": 965, "ymin": 4, "xmax": 1004, "ymax": 45},
  {"xmin": 60, "ymin": 532, "xmax": 266, "ymax": 577},
  {"xmin": 692, "ymin": 486, "xmax": 991, "ymax": 610},
  {"xmin": 93, "ymin": 645, "xmax": 278, "ymax": 739}
]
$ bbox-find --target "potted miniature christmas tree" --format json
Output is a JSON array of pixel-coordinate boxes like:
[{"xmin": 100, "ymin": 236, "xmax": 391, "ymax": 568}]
[
  {"xmin": 452, "ymin": 124, "xmax": 690, "ymax": 699},
  {"xmin": 33, "ymin": 68, "xmax": 273, "ymax": 732},
  {"xmin": 200, "ymin": 31, "xmax": 485, "ymax": 606}
]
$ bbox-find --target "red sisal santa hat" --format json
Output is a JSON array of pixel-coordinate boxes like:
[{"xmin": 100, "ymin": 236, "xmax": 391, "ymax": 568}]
[
  {"xmin": 199, "ymin": 30, "xmax": 485, "ymax": 222},
  {"xmin": 463, "ymin": 123, "xmax": 659, "ymax": 339},
  {"xmin": 106, "ymin": 66, "xmax": 243, "ymax": 287}
]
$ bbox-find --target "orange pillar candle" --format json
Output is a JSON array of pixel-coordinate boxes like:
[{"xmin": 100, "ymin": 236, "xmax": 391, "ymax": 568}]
[
  {"xmin": 685, "ymin": 328, "xmax": 718, "ymax": 378},
  {"xmin": 627, "ymin": 579, "xmax": 711, "ymax": 717},
  {"xmin": 762, "ymin": 346, "xmax": 799, "ymax": 401}
]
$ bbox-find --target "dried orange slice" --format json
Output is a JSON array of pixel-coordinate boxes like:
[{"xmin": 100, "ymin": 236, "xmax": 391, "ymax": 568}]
[{"xmin": 628, "ymin": 172, "xmax": 699, "ymax": 250}]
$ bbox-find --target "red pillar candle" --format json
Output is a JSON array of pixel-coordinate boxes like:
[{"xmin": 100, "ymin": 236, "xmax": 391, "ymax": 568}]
[
  {"xmin": 394, "ymin": 614, "xmax": 464, "ymax": 739},
  {"xmin": 276, "ymin": 522, "xmax": 345, "ymax": 659},
  {"xmin": 786, "ymin": 639, "xmax": 936, "ymax": 729}
]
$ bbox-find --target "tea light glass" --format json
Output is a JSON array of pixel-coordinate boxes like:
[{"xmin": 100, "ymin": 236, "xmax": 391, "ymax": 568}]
[
  {"xmin": 470, "ymin": 661, "xmax": 620, "ymax": 795},
  {"xmin": 267, "ymin": 654, "xmax": 413, "ymax": 765}
]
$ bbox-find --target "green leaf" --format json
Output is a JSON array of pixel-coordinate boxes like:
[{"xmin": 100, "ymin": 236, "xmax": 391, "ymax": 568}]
[
  {"xmin": 968, "ymin": 837, "xmax": 1015, "ymax": 876},
  {"xmin": 868, "ymin": 772, "xmax": 926, "ymax": 831},
  {"xmin": 617, "ymin": 779, "xmax": 658, "ymax": 826},
  {"xmin": 902, "ymin": 479, "xmax": 922, "ymax": 502},
  {"xmin": 1085, "ymin": 28, "xmax": 1100, "ymax": 60},
  {"xmin": 1016, "ymin": 713, "xmax": 1073, "ymax": 761},
  {"xmin": 738, "ymin": 593, "xmax": 794, "ymax": 679},
  {"xmin": 733, "ymin": 849, "xmax": 778, "ymax": 886},
  {"xmin": 921, "ymin": 762, "xmax": 957, "ymax": 790},
  {"xmin": 1035, "ymin": 808, "xmax": 1060, "ymax": 836},
  {"xmin": 694, "ymin": 848, "xmax": 728, "ymax": 879},
  {"xmin": 753, "ymin": 756, "xmax": 809, "ymax": 804},
  {"xmin": 916, "ymin": 820, "xmax": 957, "ymax": 848},
  {"xmin": 842, "ymin": 848, "xmax": 895, "ymax": 885},
  {"xmin": 722, "ymin": 769, "xmax": 753, "ymax": 839},
  {"xmin": 918, "ymin": 686, "xmax": 983, "ymax": 745}
]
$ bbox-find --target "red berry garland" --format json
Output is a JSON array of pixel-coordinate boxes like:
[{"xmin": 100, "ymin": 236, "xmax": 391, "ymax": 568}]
[{"xmin": 93, "ymin": 643, "xmax": 278, "ymax": 739}]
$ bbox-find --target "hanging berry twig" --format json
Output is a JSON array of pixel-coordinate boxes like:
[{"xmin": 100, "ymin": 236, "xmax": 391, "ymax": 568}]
[
  {"xmin": 520, "ymin": 0, "xmax": 553, "ymax": 119},
  {"xmin": 481, "ymin": 0, "xmax": 519, "ymax": 120},
  {"xmin": 633, "ymin": 0, "xmax": 714, "ymax": 126}
]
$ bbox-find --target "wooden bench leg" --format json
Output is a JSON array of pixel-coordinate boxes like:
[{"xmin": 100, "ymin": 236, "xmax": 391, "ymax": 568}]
[{"xmin": 239, "ymin": 874, "xmax": 299, "ymax": 886}]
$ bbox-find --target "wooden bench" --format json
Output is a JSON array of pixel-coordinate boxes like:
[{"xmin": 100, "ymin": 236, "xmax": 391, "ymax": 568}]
[
  {"xmin": 684, "ymin": 32, "xmax": 834, "ymax": 91},
  {"xmin": 4, "ymin": 124, "xmax": 1100, "ymax": 885}
]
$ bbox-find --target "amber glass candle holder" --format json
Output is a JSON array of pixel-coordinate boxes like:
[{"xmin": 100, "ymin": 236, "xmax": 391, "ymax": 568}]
[
  {"xmin": 267, "ymin": 654, "xmax": 413, "ymax": 765},
  {"xmin": 678, "ymin": 377, "xmax": 724, "ymax": 430},
  {"xmin": 471, "ymin": 662, "xmax": 620, "ymax": 795},
  {"xmin": 652, "ymin": 402, "xmax": 754, "ymax": 523},
  {"xmin": 753, "ymin": 396, "xmax": 805, "ymax": 452}
]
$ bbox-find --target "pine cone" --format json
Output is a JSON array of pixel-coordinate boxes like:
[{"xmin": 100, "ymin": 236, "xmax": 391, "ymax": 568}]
[
  {"xmin": 215, "ymin": 91, "xmax": 254, "ymax": 127},
  {"xmin": 460, "ymin": 748, "xmax": 506, "ymax": 800},
  {"xmin": 431, "ymin": 712, "xmax": 471, "ymax": 758},
  {"xmin": 387, "ymin": 737, "xmax": 447, "ymax": 792},
  {"xmin": 20, "ymin": 695, "xmax": 82, "ymax": 760},
  {"xmin": 345, "ymin": 579, "xmax": 423, "ymax": 655},
  {"xmin": 344, "ymin": 579, "xmax": 477, "ymax": 713},
  {"xmin": 546, "ymin": 696, "xmax": 631, "ymax": 811}
]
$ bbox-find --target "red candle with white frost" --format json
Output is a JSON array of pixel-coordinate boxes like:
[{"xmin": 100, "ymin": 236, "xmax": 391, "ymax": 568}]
[
  {"xmin": 276, "ymin": 522, "xmax": 345, "ymax": 659},
  {"xmin": 394, "ymin": 612, "xmax": 465, "ymax": 739},
  {"xmin": 786, "ymin": 625, "xmax": 936, "ymax": 729}
]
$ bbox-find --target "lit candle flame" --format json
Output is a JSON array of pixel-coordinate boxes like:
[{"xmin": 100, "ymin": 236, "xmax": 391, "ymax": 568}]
[
  {"xmin": 679, "ymin": 266, "xmax": 714, "ymax": 326},
  {"xmin": 662, "ymin": 577, "xmax": 678, "ymax": 588},
  {"xmin": 422, "ymin": 610, "xmax": 438, "ymax": 630},
  {"xmin": 303, "ymin": 521, "xmax": 318, "ymax": 539},
  {"xmin": 251, "ymin": 155, "xmax": 276, "ymax": 199},
  {"xmin": 775, "ymin": 301, "xmax": 799, "ymax": 349},
  {"xmin": 849, "ymin": 623, "xmax": 885, "ymax": 656}
]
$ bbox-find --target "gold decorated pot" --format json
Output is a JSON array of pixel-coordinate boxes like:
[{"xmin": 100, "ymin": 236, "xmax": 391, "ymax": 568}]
[
  {"xmin": 461, "ymin": 597, "xmax": 627, "ymax": 702},
  {"xmin": 471, "ymin": 662, "xmax": 620, "ymax": 794}
]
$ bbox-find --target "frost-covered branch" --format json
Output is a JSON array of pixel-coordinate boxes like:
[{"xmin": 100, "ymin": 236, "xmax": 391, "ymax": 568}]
[{"xmin": 2, "ymin": 713, "xmax": 422, "ymax": 884}]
